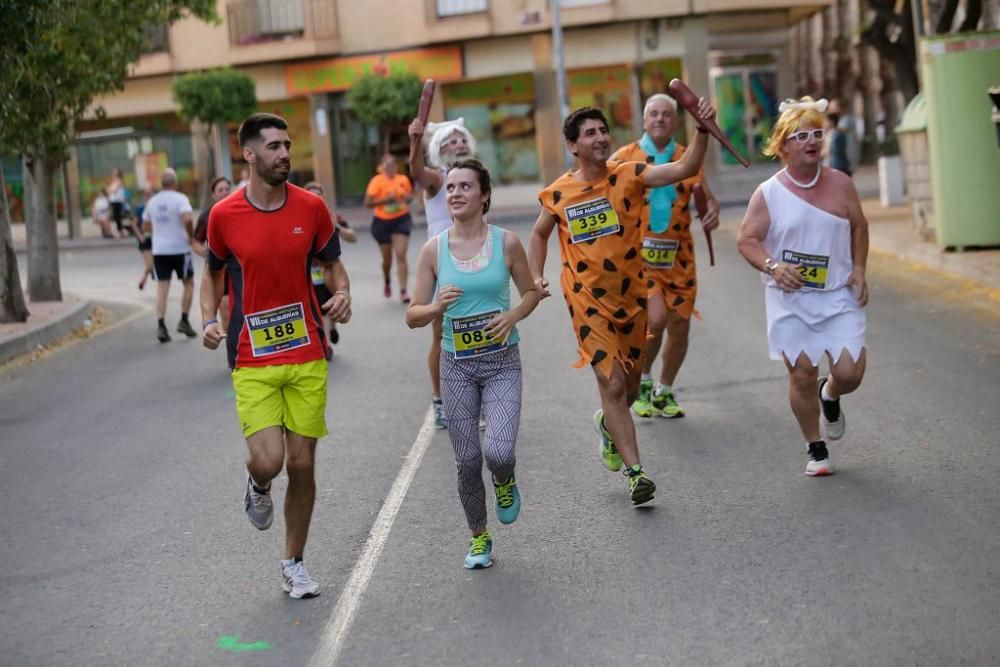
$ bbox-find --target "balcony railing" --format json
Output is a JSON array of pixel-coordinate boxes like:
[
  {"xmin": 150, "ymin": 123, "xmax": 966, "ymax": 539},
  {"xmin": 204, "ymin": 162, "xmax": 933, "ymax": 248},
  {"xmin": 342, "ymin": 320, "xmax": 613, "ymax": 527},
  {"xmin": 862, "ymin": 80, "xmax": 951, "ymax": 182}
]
[
  {"xmin": 228, "ymin": 0, "xmax": 338, "ymax": 46},
  {"xmin": 436, "ymin": 0, "xmax": 488, "ymax": 17}
]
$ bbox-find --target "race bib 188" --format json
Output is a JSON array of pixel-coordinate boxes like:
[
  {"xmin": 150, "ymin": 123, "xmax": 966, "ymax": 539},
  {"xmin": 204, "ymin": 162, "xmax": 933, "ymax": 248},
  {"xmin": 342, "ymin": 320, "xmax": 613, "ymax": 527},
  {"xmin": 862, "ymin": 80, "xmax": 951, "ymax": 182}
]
[
  {"xmin": 641, "ymin": 237, "xmax": 679, "ymax": 269},
  {"xmin": 452, "ymin": 310, "xmax": 507, "ymax": 359},
  {"xmin": 246, "ymin": 302, "xmax": 311, "ymax": 357},
  {"xmin": 781, "ymin": 250, "xmax": 830, "ymax": 289},
  {"xmin": 566, "ymin": 197, "xmax": 621, "ymax": 244}
]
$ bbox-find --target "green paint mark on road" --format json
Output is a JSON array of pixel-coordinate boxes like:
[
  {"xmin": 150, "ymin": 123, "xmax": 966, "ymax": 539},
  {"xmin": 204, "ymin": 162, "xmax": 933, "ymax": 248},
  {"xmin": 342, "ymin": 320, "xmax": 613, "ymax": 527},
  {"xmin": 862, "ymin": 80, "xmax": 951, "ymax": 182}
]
[
  {"xmin": 216, "ymin": 635, "xmax": 273, "ymax": 652},
  {"xmin": 226, "ymin": 390, "xmax": 236, "ymax": 398}
]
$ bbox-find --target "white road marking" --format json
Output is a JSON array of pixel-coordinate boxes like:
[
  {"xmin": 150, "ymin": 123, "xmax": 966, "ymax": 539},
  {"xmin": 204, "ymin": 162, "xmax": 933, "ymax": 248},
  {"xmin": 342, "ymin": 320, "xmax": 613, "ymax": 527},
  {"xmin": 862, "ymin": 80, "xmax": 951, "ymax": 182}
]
[{"xmin": 308, "ymin": 406, "xmax": 438, "ymax": 666}]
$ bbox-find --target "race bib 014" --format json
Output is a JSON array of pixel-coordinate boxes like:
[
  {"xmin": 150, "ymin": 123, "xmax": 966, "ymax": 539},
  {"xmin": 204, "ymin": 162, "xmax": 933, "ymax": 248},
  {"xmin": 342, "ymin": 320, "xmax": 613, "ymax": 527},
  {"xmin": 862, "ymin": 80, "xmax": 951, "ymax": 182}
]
[
  {"xmin": 452, "ymin": 310, "xmax": 507, "ymax": 359},
  {"xmin": 641, "ymin": 237, "xmax": 679, "ymax": 269},
  {"xmin": 781, "ymin": 250, "xmax": 830, "ymax": 289},
  {"xmin": 246, "ymin": 302, "xmax": 311, "ymax": 357},
  {"xmin": 565, "ymin": 197, "xmax": 621, "ymax": 244}
]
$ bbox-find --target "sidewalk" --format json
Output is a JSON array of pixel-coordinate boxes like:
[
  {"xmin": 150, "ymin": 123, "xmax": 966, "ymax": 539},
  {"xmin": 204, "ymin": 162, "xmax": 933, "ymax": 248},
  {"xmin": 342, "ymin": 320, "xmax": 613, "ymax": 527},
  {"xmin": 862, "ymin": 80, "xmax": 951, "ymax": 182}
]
[{"xmin": 4, "ymin": 164, "xmax": 997, "ymax": 364}]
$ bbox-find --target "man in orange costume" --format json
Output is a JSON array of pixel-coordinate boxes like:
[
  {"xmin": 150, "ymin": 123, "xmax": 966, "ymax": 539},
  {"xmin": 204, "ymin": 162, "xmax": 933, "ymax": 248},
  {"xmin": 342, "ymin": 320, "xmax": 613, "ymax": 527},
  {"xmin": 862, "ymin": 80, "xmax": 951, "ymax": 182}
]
[
  {"xmin": 612, "ymin": 94, "xmax": 721, "ymax": 419},
  {"xmin": 528, "ymin": 100, "xmax": 715, "ymax": 505}
]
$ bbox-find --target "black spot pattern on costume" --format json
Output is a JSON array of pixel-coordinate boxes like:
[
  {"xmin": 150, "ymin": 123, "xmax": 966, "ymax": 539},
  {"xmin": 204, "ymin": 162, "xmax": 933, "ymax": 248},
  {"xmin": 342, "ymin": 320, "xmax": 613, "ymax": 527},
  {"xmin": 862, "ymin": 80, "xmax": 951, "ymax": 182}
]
[
  {"xmin": 623, "ymin": 198, "xmax": 631, "ymax": 212},
  {"xmin": 572, "ymin": 281, "xmax": 583, "ymax": 293},
  {"xmin": 553, "ymin": 191, "xmax": 562, "ymax": 205},
  {"xmin": 577, "ymin": 261, "xmax": 588, "ymax": 272},
  {"xmin": 625, "ymin": 247, "xmax": 637, "ymax": 260},
  {"xmin": 637, "ymin": 297, "xmax": 648, "ymax": 308},
  {"xmin": 579, "ymin": 325, "xmax": 592, "ymax": 341},
  {"xmin": 586, "ymin": 238, "xmax": 597, "ymax": 246},
  {"xmin": 608, "ymin": 174, "xmax": 618, "ymax": 186},
  {"xmin": 621, "ymin": 321, "xmax": 636, "ymax": 334},
  {"xmin": 616, "ymin": 227, "xmax": 625, "ymax": 237},
  {"xmin": 585, "ymin": 306, "xmax": 599, "ymax": 317},
  {"xmin": 591, "ymin": 349, "xmax": 608, "ymax": 365},
  {"xmin": 628, "ymin": 347, "xmax": 642, "ymax": 360},
  {"xmin": 673, "ymin": 224, "xmax": 682, "ymax": 231},
  {"xmin": 677, "ymin": 183, "xmax": 685, "ymax": 194},
  {"xmin": 592, "ymin": 287, "xmax": 607, "ymax": 299},
  {"xmin": 673, "ymin": 296, "xmax": 686, "ymax": 307},
  {"xmin": 686, "ymin": 278, "xmax": 695, "ymax": 287},
  {"xmin": 634, "ymin": 163, "xmax": 646, "ymax": 176},
  {"xmin": 645, "ymin": 155, "xmax": 655, "ymax": 164},
  {"xmin": 607, "ymin": 321, "xmax": 617, "ymax": 333},
  {"xmin": 668, "ymin": 282, "xmax": 678, "ymax": 290},
  {"xmin": 613, "ymin": 307, "xmax": 628, "ymax": 319},
  {"xmin": 620, "ymin": 277, "xmax": 631, "ymax": 295},
  {"xmin": 646, "ymin": 279, "xmax": 655, "ymax": 288},
  {"xmin": 603, "ymin": 259, "xmax": 618, "ymax": 272},
  {"xmin": 679, "ymin": 259, "xmax": 689, "ymax": 269},
  {"xmin": 563, "ymin": 261, "xmax": 570, "ymax": 269},
  {"xmin": 568, "ymin": 305, "xmax": 574, "ymax": 318}
]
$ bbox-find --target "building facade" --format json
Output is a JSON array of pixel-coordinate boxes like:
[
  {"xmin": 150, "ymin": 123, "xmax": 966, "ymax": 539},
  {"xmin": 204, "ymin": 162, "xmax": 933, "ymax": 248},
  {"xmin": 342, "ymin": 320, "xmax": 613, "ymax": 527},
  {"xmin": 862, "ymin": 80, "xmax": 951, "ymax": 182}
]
[{"xmin": 67, "ymin": 0, "xmax": 828, "ymax": 215}]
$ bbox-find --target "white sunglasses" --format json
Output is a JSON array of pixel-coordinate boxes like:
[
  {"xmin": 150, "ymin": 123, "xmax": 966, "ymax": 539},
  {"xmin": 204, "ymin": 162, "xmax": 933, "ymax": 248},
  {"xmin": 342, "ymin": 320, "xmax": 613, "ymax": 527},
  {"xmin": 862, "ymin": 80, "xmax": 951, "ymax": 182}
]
[{"xmin": 787, "ymin": 129, "xmax": 825, "ymax": 143}]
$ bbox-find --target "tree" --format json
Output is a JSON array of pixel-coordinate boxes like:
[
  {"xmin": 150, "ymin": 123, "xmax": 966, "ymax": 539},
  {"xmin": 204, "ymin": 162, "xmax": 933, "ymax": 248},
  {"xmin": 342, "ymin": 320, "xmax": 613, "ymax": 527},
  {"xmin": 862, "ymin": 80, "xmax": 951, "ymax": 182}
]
[
  {"xmin": 347, "ymin": 70, "xmax": 424, "ymax": 153},
  {"xmin": 0, "ymin": 0, "xmax": 216, "ymax": 308},
  {"xmin": 0, "ymin": 164, "xmax": 29, "ymax": 322},
  {"xmin": 173, "ymin": 68, "xmax": 257, "ymax": 206}
]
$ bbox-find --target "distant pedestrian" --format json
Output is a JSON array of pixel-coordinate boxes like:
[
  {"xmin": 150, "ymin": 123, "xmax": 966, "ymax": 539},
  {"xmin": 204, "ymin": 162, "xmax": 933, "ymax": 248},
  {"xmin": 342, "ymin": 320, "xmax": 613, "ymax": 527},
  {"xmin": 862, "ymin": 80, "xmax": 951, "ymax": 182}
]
[
  {"xmin": 91, "ymin": 188, "xmax": 116, "ymax": 239},
  {"xmin": 304, "ymin": 180, "xmax": 356, "ymax": 357},
  {"xmin": 142, "ymin": 168, "xmax": 197, "ymax": 343},
  {"xmin": 824, "ymin": 113, "xmax": 852, "ymax": 177},
  {"xmin": 365, "ymin": 154, "xmax": 414, "ymax": 303},
  {"xmin": 193, "ymin": 176, "xmax": 232, "ymax": 325},
  {"xmin": 130, "ymin": 188, "xmax": 155, "ymax": 289},
  {"xmin": 107, "ymin": 168, "xmax": 130, "ymax": 236}
]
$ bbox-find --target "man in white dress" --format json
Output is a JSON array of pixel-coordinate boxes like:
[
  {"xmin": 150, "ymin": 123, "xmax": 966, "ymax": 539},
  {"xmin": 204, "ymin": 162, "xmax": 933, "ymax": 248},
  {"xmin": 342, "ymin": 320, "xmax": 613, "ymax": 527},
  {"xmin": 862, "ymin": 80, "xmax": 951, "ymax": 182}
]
[
  {"xmin": 408, "ymin": 117, "xmax": 477, "ymax": 428},
  {"xmin": 737, "ymin": 97, "xmax": 869, "ymax": 476}
]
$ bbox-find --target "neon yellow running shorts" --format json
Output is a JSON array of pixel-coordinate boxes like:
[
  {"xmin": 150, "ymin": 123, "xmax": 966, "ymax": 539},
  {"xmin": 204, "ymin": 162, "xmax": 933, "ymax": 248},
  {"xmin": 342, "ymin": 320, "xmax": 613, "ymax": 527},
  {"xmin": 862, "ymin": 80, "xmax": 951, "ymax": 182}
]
[{"xmin": 231, "ymin": 359, "xmax": 328, "ymax": 439}]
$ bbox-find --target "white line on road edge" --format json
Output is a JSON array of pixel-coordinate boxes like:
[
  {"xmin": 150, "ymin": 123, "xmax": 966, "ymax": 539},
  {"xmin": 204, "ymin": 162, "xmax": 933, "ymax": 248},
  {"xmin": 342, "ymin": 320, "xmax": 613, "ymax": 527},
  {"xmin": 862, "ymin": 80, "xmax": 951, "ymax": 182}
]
[{"xmin": 308, "ymin": 406, "xmax": 438, "ymax": 667}]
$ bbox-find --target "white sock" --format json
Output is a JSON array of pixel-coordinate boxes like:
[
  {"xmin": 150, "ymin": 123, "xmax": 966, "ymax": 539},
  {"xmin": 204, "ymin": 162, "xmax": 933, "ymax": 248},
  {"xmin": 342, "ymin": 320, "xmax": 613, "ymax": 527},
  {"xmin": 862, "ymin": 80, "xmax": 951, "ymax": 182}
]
[
  {"xmin": 249, "ymin": 474, "xmax": 270, "ymax": 492},
  {"xmin": 821, "ymin": 380, "xmax": 837, "ymax": 402},
  {"xmin": 655, "ymin": 384, "xmax": 672, "ymax": 396},
  {"xmin": 641, "ymin": 373, "xmax": 652, "ymax": 382}
]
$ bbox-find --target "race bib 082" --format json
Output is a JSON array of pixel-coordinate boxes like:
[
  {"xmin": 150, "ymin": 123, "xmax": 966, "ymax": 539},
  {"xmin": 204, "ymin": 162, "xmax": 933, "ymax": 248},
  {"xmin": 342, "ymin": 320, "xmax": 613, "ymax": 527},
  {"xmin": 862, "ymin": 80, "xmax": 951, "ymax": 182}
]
[
  {"xmin": 565, "ymin": 197, "xmax": 621, "ymax": 244},
  {"xmin": 452, "ymin": 310, "xmax": 507, "ymax": 359},
  {"xmin": 781, "ymin": 250, "xmax": 830, "ymax": 289},
  {"xmin": 246, "ymin": 302, "xmax": 311, "ymax": 357}
]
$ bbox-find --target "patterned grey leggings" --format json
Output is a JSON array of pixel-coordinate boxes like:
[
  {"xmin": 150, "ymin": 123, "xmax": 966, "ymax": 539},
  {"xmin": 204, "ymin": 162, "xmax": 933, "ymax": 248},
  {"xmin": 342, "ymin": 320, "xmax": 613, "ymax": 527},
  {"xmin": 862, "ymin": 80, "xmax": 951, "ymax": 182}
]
[{"xmin": 440, "ymin": 345, "xmax": 522, "ymax": 532}]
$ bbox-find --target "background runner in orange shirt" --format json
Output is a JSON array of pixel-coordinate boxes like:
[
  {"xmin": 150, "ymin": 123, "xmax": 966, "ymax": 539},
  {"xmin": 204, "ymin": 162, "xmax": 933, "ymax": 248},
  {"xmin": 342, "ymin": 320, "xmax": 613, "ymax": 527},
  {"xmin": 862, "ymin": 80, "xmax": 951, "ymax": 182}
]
[
  {"xmin": 365, "ymin": 154, "xmax": 414, "ymax": 303},
  {"xmin": 528, "ymin": 100, "xmax": 716, "ymax": 506}
]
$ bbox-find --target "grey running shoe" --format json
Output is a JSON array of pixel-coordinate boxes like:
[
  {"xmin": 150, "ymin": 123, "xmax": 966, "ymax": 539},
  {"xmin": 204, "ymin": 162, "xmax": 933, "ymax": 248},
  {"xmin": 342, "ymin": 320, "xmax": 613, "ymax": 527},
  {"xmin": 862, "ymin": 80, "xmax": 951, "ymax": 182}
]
[
  {"xmin": 177, "ymin": 319, "xmax": 197, "ymax": 338},
  {"xmin": 244, "ymin": 475, "xmax": 273, "ymax": 530},
  {"xmin": 157, "ymin": 322, "xmax": 171, "ymax": 343},
  {"xmin": 281, "ymin": 559, "xmax": 320, "ymax": 599}
]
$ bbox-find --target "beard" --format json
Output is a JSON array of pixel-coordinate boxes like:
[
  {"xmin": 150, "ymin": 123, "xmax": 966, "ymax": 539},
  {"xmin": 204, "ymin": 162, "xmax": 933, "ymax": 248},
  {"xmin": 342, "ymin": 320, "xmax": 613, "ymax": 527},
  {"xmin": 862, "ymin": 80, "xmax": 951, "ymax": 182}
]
[
  {"xmin": 250, "ymin": 152, "xmax": 290, "ymax": 186},
  {"xmin": 441, "ymin": 148, "xmax": 471, "ymax": 170}
]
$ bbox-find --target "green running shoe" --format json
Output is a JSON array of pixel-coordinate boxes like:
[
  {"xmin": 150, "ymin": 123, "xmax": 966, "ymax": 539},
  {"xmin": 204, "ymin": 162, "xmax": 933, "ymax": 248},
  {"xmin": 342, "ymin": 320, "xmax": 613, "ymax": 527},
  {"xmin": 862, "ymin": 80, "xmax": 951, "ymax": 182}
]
[
  {"xmin": 593, "ymin": 409, "xmax": 623, "ymax": 471},
  {"xmin": 625, "ymin": 464, "xmax": 656, "ymax": 505},
  {"xmin": 493, "ymin": 475, "xmax": 521, "ymax": 525},
  {"xmin": 652, "ymin": 389, "xmax": 685, "ymax": 418},
  {"xmin": 631, "ymin": 379, "xmax": 654, "ymax": 418},
  {"xmin": 463, "ymin": 531, "xmax": 493, "ymax": 569}
]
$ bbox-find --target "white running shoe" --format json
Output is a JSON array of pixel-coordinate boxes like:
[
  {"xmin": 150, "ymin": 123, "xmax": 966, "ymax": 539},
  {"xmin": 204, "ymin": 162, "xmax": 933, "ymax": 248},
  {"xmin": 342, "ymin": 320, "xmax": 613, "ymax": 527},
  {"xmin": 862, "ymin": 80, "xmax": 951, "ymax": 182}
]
[
  {"xmin": 818, "ymin": 377, "xmax": 846, "ymax": 441},
  {"xmin": 244, "ymin": 475, "xmax": 273, "ymax": 530},
  {"xmin": 281, "ymin": 560, "xmax": 320, "ymax": 599},
  {"xmin": 805, "ymin": 441, "xmax": 834, "ymax": 476}
]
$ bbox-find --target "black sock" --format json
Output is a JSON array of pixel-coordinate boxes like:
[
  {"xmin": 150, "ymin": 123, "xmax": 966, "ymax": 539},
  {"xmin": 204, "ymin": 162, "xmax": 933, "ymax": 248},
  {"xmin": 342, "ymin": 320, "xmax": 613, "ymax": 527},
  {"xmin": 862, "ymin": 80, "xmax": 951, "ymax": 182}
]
[
  {"xmin": 294, "ymin": 557, "xmax": 302, "ymax": 564},
  {"xmin": 180, "ymin": 312, "xmax": 189, "ymax": 322},
  {"xmin": 158, "ymin": 318, "xmax": 165, "ymax": 327}
]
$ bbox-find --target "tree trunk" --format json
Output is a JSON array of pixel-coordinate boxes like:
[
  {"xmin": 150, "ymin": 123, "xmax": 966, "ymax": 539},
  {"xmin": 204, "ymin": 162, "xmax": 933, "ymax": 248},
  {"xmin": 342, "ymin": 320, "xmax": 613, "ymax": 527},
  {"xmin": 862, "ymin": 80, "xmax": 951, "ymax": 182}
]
[
  {"xmin": 859, "ymin": 39, "xmax": 881, "ymax": 164},
  {"xmin": 214, "ymin": 122, "xmax": 234, "ymax": 183},
  {"xmin": 23, "ymin": 153, "xmax": 62, "ymax": 302},
  {"xmin": 835, "ymin": 0, "xmax": 858, "ymax": 105},
  {"xmin": 0, "ymin": 164, "xmax": 30, "ymax": 322},
  {"xmin": 880, "ymin": 55, "xmax": 902, "ymax": 153}
]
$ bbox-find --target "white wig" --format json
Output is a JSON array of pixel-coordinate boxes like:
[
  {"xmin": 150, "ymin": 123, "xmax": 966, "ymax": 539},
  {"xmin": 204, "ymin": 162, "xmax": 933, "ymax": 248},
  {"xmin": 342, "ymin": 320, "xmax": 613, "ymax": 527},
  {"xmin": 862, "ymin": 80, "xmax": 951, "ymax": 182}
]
[{"xmin": 425, "ymin": 118, "xmax": 477, "ymax": 169}]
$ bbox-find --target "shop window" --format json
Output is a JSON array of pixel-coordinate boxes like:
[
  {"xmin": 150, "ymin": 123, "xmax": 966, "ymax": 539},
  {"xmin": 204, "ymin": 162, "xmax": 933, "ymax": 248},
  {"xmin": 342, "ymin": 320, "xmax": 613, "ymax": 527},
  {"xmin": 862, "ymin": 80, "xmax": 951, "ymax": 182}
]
[
  {"xmin": 568, "ymin": 65, "xmax": 635, "ymax": 148},
  {"xmin": 443, "ymin": 74, "xmax": 539, "ymax": 185},
  {"xmin": 436, "ymin": 0, "xmax": 488, "ymax": 17}
]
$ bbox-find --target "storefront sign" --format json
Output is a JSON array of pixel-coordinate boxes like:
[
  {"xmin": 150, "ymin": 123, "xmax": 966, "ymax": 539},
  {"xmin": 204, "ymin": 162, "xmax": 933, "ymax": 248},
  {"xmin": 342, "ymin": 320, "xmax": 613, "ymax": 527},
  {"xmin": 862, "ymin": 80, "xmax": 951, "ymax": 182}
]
[{"xmin": 286, "ymin": 46, "xmax": 464, "ymax": 95}]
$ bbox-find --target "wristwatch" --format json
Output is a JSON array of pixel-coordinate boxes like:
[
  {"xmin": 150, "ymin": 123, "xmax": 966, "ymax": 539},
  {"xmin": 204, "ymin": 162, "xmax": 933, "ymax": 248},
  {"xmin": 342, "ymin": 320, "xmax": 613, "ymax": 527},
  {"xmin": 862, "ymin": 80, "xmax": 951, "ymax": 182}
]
[{"xmin": 764, "ymin": 258, "xmax": 780, "ymax": 274}]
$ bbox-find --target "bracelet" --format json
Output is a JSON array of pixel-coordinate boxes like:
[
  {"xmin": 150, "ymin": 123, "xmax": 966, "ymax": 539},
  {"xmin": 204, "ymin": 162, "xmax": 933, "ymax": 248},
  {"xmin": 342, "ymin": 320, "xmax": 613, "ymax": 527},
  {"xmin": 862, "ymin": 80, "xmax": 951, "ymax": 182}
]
[{"xmin": 202, "ymin": 319, "xmax": 218, "ymax": 330}]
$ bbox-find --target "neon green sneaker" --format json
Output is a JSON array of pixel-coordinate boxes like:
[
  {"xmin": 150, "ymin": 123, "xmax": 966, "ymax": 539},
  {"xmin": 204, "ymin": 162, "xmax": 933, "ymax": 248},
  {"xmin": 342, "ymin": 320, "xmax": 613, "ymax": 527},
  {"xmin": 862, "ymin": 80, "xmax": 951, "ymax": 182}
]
[
  {"xmin": 631, "ymin": 379, "xmax": 654, "ymax": 418},
  {"xmin": 593, "ymin": 409, "xmax": 623, "ymax": 471},
  {"xmin": 463, "ymin": 531, "xmax": 493, "ymax": 569},
  {"xmin": 652, "ymin": 388, "xmax": 685, "ymax": 418},
  {"xmin": 625, "ymin": 464, "xmax": 656, "ymax": 505}
]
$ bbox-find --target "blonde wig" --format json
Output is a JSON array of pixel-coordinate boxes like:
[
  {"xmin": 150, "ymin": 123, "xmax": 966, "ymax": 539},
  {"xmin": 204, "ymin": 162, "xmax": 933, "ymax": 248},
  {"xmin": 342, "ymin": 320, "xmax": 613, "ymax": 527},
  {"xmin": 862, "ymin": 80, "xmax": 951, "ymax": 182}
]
[{"xmin": 763, "ymin": 97, "xmax": 829, "ymax": 159}]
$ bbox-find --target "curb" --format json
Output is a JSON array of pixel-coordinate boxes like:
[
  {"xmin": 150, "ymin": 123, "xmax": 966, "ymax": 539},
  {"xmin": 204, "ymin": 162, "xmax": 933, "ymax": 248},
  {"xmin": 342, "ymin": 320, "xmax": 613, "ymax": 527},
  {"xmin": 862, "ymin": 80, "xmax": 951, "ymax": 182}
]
[{"xmin": 0, "ymin": 299, "xmax": 94, "ymax": 365}]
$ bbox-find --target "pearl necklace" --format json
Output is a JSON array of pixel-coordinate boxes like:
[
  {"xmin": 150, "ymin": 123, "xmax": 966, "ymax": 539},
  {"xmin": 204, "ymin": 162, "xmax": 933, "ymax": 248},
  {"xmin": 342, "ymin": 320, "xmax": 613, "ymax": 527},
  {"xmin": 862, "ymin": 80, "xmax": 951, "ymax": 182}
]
[{"xmin": 783, "ymin": 166, "xmax": 821, "ymax": 189}]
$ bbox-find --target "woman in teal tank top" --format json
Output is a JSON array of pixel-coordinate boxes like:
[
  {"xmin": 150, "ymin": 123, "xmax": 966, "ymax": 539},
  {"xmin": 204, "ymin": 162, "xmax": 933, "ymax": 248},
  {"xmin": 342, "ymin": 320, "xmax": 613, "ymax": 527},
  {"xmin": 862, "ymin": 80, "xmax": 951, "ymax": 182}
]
[{"xmin": 406, "ymin": 159, "xmax": 540, "ymax": 570}]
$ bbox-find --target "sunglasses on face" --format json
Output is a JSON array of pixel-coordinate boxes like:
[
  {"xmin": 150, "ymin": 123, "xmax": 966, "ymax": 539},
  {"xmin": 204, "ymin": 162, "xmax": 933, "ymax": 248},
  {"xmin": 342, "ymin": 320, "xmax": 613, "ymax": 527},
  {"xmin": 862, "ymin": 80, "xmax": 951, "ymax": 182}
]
[{"xmin": 787, "ymin": 129, "xmax": 825, "ymax": 143}]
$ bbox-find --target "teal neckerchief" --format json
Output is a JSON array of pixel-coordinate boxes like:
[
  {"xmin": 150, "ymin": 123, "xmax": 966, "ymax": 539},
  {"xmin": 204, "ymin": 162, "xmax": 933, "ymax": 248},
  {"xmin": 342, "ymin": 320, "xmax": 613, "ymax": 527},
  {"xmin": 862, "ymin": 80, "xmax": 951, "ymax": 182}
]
[{"xmin": 639, "ymin": 133, "xmax": 677, "ymax": 233}]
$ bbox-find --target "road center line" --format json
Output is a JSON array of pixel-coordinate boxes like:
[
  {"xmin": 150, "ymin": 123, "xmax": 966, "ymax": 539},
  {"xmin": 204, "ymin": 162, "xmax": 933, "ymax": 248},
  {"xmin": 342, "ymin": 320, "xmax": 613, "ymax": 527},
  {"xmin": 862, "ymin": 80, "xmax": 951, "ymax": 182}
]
[{"xmin": 308, "ymin": 406, "xmax": 437, "ymax": 667}]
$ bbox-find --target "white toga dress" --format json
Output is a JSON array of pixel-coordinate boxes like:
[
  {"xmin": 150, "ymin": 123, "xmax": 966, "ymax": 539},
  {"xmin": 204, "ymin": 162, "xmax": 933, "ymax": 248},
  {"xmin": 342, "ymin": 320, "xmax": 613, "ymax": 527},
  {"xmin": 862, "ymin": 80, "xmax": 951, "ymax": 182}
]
[
  {"xmin": 424, "ymin": 169, "xmax": 452, "ymax": 239},
  {"xmin": 759, "ymin": 175, "xmax": 866, "ymax": 366}
]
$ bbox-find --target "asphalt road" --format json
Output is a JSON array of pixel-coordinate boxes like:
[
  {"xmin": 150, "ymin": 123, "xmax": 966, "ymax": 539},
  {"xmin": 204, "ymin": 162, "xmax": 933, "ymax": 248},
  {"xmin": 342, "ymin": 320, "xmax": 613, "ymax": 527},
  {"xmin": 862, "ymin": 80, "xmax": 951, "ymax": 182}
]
[{"xmin": 2, "ymin": 215, "xmax": 999, "ymax": 666}]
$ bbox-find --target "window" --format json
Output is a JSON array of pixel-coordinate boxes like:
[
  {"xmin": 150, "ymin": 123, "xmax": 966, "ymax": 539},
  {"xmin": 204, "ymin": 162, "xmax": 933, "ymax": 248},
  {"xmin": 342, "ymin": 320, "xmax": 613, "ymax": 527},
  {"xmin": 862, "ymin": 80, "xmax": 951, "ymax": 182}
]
[
  {"xmin": 436, "ymin": 0, "xmax": 488, "ymax": 18},
  {"xmin": 228, "ymin": 0, "xmax": 306, "ymax": 45}
]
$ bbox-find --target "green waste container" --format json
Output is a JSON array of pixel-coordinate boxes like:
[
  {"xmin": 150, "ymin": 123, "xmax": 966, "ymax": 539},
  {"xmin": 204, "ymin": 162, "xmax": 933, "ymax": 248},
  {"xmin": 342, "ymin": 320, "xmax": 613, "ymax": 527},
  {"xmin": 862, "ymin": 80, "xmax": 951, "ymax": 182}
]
[
  {"xmin": 896, "ymin": 94, "xmax": 935, "ymax": 240},
  {"xmin": 920, "ymin": 31, "xmax": 1000, "ymax": 249}
]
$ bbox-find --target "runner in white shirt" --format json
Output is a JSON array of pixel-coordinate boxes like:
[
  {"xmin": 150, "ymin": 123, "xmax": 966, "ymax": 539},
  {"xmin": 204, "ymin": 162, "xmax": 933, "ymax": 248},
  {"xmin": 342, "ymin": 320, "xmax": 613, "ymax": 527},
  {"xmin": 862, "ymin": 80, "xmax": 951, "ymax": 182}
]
[
  {"xmin": 142, "ymin": 168, "xmax": 197, "ymax": 343},
  {"xmin": 737, "ymin": 97, "xmax": 869, "ymax": 477},
  {"xmin": 408, "ymin": 117, "xmax": 478, "ymax": 428}
]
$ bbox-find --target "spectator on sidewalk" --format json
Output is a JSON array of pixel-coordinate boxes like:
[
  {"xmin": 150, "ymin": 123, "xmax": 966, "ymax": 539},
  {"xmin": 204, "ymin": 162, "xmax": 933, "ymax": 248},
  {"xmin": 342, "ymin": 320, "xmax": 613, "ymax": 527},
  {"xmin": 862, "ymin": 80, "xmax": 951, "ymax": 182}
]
[
  {"xmin": 107, "ymin": 168, "xmax": 131, "ymax": 237},
  {"xmin": 824, "ymin": 112, "xmax": 852, "ymax": 177},
  {"xmin": 91, "ymin": 188, "xmax": 117, "ymax": 239}
]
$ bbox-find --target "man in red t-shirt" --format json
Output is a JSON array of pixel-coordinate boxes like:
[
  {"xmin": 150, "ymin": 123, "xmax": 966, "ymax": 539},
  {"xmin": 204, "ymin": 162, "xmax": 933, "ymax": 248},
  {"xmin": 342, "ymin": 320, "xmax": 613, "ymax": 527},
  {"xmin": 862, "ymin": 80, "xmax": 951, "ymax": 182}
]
[{"xmin": 201, "ymin": 113, "xmax": 352, "ymax": 599}]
